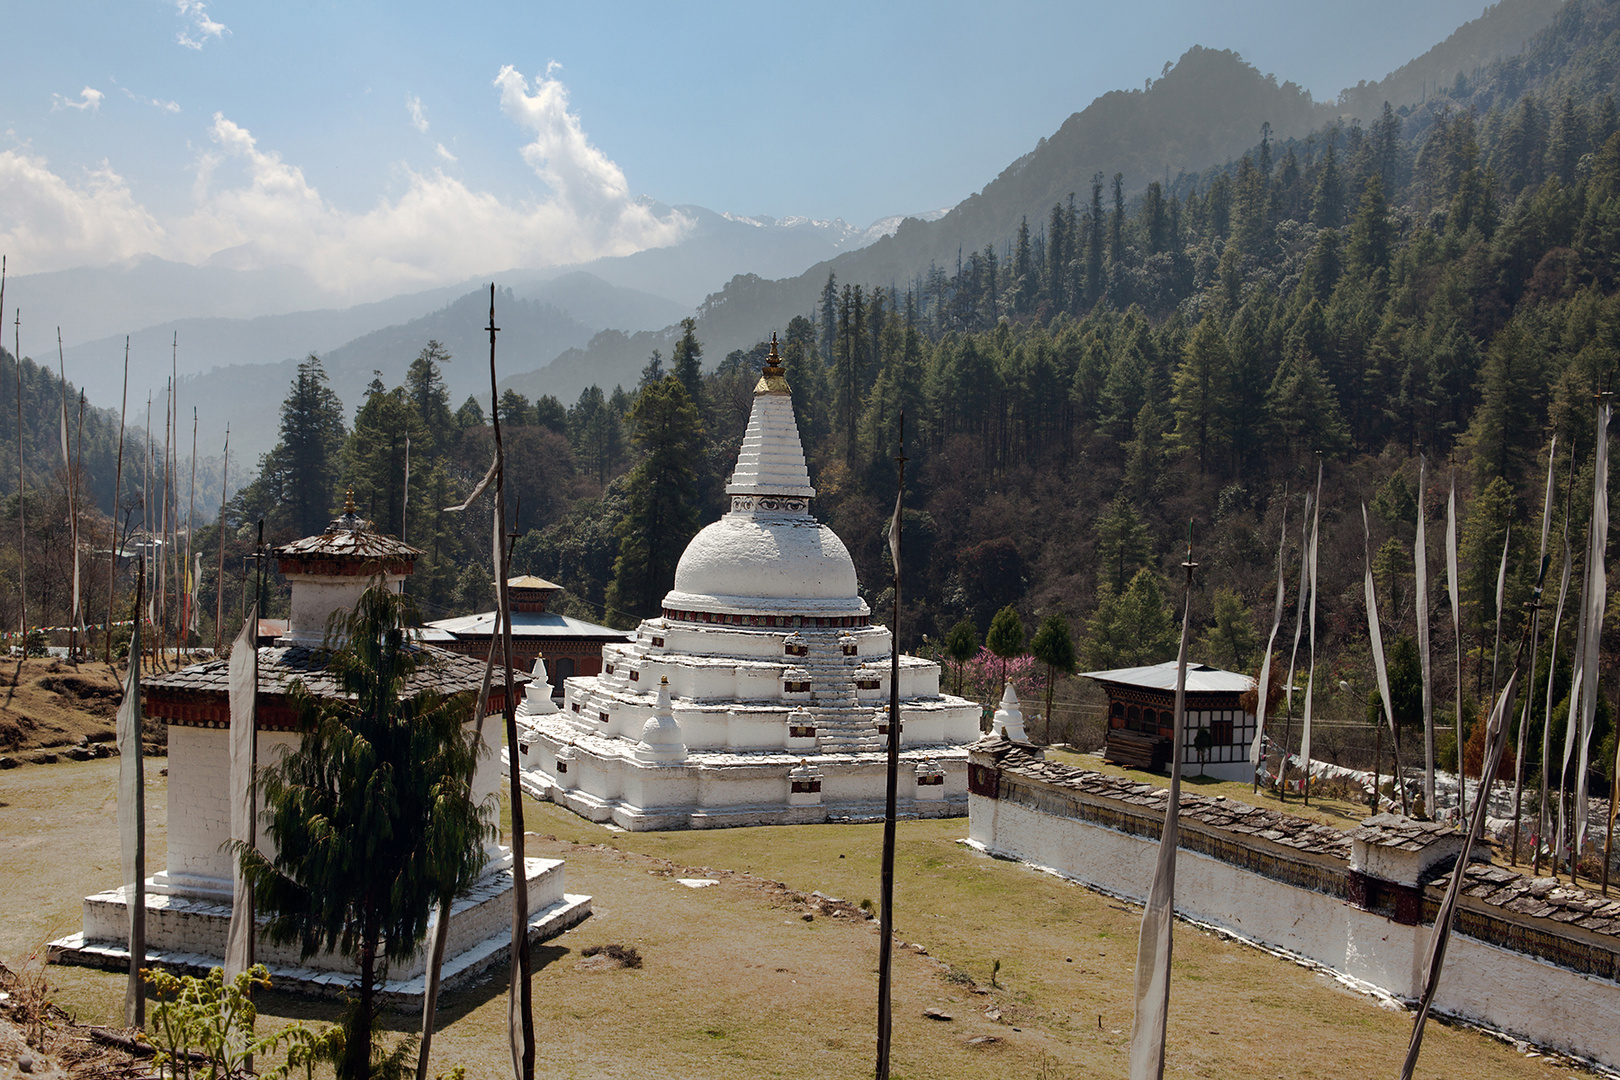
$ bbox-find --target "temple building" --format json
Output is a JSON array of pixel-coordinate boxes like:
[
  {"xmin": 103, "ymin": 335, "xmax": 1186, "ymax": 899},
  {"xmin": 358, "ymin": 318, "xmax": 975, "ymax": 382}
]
[
  {"xmin": 424, "ymin": 575, "xmax": 630, "ymax": 699},
  {"xmin": 1086, "ymin": 660, "xmax": 1256, "ymax": 780},
  {"xmin": 513, "ymin": 338, "xmax": 981, "ymax": 830},
  {"xmin": 53, "ymin": 503, "xmax": 589, "ymax": 996}
]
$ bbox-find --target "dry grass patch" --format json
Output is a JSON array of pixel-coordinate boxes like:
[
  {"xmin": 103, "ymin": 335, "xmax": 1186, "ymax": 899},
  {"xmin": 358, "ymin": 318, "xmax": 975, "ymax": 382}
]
[{"xmin": 0, "ymin": 757, "xmax": 1596, "ymax": 1078}]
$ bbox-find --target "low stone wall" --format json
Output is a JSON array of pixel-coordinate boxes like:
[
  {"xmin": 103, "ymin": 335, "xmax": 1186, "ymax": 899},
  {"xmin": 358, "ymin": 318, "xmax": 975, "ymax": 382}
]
[{"xmin": 967, "ymin": 742, "xmax": 1620, "ymax": 1070}]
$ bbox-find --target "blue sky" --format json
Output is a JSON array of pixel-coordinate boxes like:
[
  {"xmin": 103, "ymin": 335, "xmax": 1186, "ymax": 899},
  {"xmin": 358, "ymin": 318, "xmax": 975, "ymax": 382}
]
[{"xmin": 3, "ymin": 1, "xmax": 1496, "ymax": 300}]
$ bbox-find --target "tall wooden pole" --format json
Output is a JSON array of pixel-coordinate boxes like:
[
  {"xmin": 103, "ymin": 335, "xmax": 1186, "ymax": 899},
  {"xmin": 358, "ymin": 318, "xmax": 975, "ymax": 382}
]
[
  {"xmin": 73, "ymin": 390, "xmax": 86, "ymax": 657},
  {"xmin": 215, "ymin": 426, "xmax": 229, "ymax": 656},
  {"xmin": 876, "ymin": 414, "xmax": 905, "ymax": 1080},
  {"xmin": 489, "ymin": 285, "xmax": 534, "ymax": 1080},
  {"xmin": 185, "ymin": 408, "xmax": 196, "ymax": 652},
  {"xmin": 10, "ymin": 297, "xmax": 23, "ymax": 650},
  {"xmin": 106, "ymin": 338, "xmax": 128, "ymax": 664}
]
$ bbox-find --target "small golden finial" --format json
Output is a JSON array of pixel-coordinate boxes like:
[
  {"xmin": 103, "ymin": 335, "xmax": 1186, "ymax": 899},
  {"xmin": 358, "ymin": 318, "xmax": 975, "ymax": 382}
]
[
  {"xmin": 754, "ymin": 331, "xmax": 790, "ymax": 394},
  {"xmin": 344, "ymin": 487, "xmax": 357, "ymax": 514}
]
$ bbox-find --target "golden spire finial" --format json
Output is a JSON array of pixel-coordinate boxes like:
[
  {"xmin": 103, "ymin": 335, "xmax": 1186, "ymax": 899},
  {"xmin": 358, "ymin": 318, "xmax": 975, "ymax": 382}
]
[
  {"xmin": 754, "ymin": 331, "xmax": 790, "ymax": 394},
  {"xmin": 344, "ymin": 487, "xmax": 357, "ymax": 514}
]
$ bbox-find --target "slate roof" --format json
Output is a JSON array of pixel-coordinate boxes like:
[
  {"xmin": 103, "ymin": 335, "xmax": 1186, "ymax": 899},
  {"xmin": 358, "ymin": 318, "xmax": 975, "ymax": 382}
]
[
  {"xmin": 1078, "ymin": 660, "xmax": 1254, "ymax": 694},
  {"xmin": 1434, "ymin": 862, "xmax": 1620, "ymax": 934},
  {"xmin": 274, "ymin": 510, "xmax": 423, "ymax": 563},
  {"xmin": 427, "ymin": 609, "xmax": 630, "ymax": 642},
  {"xmin": 993, "ymin": 747, "xmax": 1349, "ymax": 858},
  {"xmin": 990, "ymin": 749, "xmax": 1620, "ymax": 942},
  {"xmin": 1346, "ymin": 812, "xmax": 1463, "ymax": 851},
  {"xmin": 146, "ymin": 642, "xmax": 520, "ymax": 700}
]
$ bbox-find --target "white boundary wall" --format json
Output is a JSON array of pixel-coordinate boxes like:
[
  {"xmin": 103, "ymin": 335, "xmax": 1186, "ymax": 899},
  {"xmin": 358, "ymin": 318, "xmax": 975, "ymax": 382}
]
[{"xmin": 969, "ymin": 785, "xmax": 1620, "ymax": 1070}]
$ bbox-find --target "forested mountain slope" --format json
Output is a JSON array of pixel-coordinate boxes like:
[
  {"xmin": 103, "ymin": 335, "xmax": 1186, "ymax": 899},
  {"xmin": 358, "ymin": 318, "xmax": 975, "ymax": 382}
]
[{"xmin": 503, "ymin": 0, "xmax": 1580, "ymax": 402}]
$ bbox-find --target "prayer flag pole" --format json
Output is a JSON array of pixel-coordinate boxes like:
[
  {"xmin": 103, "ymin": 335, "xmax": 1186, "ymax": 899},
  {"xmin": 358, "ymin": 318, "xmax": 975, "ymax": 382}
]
[
  {"xmin": 488, "ymin": 285, "xmax": 535, "ymax": 1080},
  {"xmin": 1416, "ymin": 457, "xmax": 1435, "ymax": 813},
  {"xmin": 875, "ymin": 413, "xmax": 905, "ymax": 1080},
  {"xmin": 116, "ymin": 561, "xmax": 145, "ymax": 1028},
  {"xmin": 1401, "ymin": 552, "xmax": 1546, "ymax": 1079},
  {"xmin": 215, "ymin": 426, "xmax": 229, "ymax": 656},
  {"xmin": 1250, "ymin": 494, "xmax": 1287, "ymax": 793},
  {"xmin": 1128, "ymin": 521, "xmax": 1195, "ymax": 1080},
  {"xmin": 106, "ymin": 339, "xmax": 128, "ymax": 664},
  {"xmin": 1364, "ymin": 504, "xmax": 1408, "ymax": 814}
]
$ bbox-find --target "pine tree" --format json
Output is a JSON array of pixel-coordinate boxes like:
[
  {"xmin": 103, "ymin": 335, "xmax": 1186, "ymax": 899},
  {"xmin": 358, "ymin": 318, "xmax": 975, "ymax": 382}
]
[
  {"xmin": 1012, "ymin": 216, "xmax": 1036, "ymax": 313},
  {"xmin": 671, "ymin": 317, "xmax": 704, "ymax": 413},
  {"xmin": 605, "ymin": 377, "xmax": 704, "ymax": 621},
  {"xmin": 944, "ymin": 619, "xmax": 978, "ymax": 697},
  {"xmin": 1083, "ymin": 568, "xmax": 1177, "ymax": 669},
  {"xmin": 405, "ymin": 341, "xmax": 454, "ymax": 454},
  {"xmin": 1030, "ymin": 613, "xmax": 1077, "ymax": 742},
  {"xmin": 986, "ymin": 604, "xmax": 1026, "ymax": 689},
  {"xmin": 820, "ymin": 273, "xmax": 838, "ymax": 365},
  {"xmin": 238, "ymin": 585, "xmax": 491, "ymax": 1080},
  {"xmin": 1170, "ymin": 314, "xmax": 1236, "ymax": 474},
  {"xmin": 236, "ymin": 355, "xmax": 347, "ymax": 539}
]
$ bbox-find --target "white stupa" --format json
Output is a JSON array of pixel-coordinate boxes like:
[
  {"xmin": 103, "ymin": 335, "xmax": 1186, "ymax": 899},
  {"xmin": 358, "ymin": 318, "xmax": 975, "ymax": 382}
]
[{"xmin": 514, "ymin": 336, "xmax": 982, "ymax": 829}]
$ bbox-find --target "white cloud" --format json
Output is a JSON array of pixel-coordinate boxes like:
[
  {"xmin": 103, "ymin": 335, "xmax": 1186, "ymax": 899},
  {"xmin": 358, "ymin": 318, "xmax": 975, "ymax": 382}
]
[
  {"xmin": 118, "ymin": 85, "xmax": 181, "ymax": 113},
  {"xmin": 0, "ymin": 71, "xmax": 688, "ymax": 301},
  {"xmin": 175, "ymin": 1, "xmax": 228, "ymax": 50},
  {"xmin": 0, "ymin": 150, "xmax": 167, "ymax": 266},
  {"xmin": 407, "ymin": 95, "xmax": 429, "ymax": 133},
  {"xmin": 51, "ymin": 87, "xmax": 104, "ymax": 113}
]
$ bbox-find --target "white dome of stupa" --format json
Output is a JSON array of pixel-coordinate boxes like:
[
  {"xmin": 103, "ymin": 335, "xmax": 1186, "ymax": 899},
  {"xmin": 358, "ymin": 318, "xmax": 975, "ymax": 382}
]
[{"xmin": 660, "ymin": 336, "xmax": 870, "ymax": 623}]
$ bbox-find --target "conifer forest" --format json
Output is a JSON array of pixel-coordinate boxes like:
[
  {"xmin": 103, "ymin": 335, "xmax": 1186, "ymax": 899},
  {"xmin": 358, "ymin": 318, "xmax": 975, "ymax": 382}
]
[{"xmin": 9, "ymin": 0, "xmax": 1620, "ymax": 796}]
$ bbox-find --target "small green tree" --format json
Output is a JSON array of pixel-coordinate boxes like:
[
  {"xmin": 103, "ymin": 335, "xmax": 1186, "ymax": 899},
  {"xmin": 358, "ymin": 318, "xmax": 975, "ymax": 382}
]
[
  {"xmin": 944, "ymin": 619, "xmax": 978, "ymax": 696},
  {"xmin": 1030, "ymin": 614, "xmax": 1077, "ymax": 743},
  {"xmin": 1084, "ymin": 568, "xmax": 1178, "ymax": 670},
  {"xmin": 239, "ymin": 586, "xmax": 493, "ymax": 1080},
  {"xmin": 986, "ymin": 605, "xmax": 1026, "ymax": 692},
  {"xmin": 1198, "ymin": 587, "xmax": 1255, "ymax": 671}
]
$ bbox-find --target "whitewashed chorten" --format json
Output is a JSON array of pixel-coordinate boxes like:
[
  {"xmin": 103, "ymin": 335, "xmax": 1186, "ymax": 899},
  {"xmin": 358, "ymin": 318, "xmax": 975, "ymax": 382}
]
[{"xmin": 513, "ymin": 336, "xmax": 982, "ymax": 829}]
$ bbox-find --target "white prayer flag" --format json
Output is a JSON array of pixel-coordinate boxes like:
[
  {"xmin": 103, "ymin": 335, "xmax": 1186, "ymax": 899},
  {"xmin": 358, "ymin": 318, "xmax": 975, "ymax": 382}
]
[
  {"xmin": 115, "ymin": 617, "xmax": 144, "ymax": 1027},
  {"xmin": 1577, "ymin": 403, "xmax": 1610, "ymax": 853},
  {"xmin": 1299, "ymin": 462, "xmax": 1322, "ymax": 785},
  {"xmin": 1250, "ymin": 502, "xmax": 1288, "ymax": 768},
  {"xmin": 1415, "ymin": 459, "xmax": 1434, "ymax": 808},
  {"xmin": 223, "ymin": 603, "xmax": 258, "ymax": 979},
  {"xmin": 1129, "ymin": 584, "xmax": 1193, "ymax": 1080},
  {"xmin": 1364, "ymin": 506, "xmax": 1400, "ymax": 761}
]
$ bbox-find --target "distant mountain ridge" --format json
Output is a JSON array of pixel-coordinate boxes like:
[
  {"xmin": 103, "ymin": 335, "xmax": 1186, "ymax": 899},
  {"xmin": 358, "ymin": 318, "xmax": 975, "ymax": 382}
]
[{"xmin": 500, "ymin": 0, "xmax": 1578, "ymax": 406}]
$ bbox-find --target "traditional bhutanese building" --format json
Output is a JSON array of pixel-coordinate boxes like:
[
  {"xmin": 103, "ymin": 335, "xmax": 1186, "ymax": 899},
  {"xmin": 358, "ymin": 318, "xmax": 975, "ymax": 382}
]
[
  {"xmin": 424, "ymin": 575, "xmax": 630, "ymax": 698},
  {"xmin": 1085, "ymin": 660, "xmax": 1256, "ymax": 780},
  {"xmin": 52, "ymin": 503, "xmax": 589, "ymax": 996},
  {"xmin": 513, "ymin": 337, "xmax": 982, "ymax": 830}
]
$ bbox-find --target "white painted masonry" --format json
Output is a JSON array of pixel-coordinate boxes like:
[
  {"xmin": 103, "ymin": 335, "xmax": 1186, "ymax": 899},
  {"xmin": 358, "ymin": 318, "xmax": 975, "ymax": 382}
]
[
  {"xmin": 516, "ymin": 341, "xmax": 982, "ymax": 829},
  {"xmin": 968, "ymin": 748, "xmax": 1620, "ymax": 1070}
]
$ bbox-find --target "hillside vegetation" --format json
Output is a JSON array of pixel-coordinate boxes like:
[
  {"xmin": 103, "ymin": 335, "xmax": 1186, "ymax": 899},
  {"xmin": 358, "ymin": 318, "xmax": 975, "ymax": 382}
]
[{"xmin": 9, "ymin": 2, "xmax": 1620, "ymax": 791}]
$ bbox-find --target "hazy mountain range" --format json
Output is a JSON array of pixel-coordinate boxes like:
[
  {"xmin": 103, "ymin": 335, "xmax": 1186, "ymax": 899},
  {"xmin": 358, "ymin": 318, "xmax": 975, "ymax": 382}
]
[{"xmin": 5, "ymin": 0, "xmax": 1567, "ymax": 467}]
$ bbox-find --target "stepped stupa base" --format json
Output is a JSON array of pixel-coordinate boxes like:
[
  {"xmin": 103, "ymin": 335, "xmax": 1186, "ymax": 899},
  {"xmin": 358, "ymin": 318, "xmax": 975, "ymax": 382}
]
[
  {"xmin": 51, "ymin": 856, "xmax": 591, "ymax": 1002},
  {"xmin": 509, "ymin": 734, "xmax": 968, "ymax": 832}
]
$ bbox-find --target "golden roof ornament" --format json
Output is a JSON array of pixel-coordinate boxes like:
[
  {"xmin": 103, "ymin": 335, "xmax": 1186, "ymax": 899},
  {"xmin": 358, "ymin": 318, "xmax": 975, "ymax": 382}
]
[{"xmin": 754, "ymin": 332, "xmax": 791, "ymax": 395}]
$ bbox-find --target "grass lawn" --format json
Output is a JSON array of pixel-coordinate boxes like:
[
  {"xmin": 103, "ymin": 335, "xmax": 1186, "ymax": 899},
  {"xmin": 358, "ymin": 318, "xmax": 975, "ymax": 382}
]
[{"xmin": 0, "ymin": 756, "xmax": 1589, "ymax": 1079}]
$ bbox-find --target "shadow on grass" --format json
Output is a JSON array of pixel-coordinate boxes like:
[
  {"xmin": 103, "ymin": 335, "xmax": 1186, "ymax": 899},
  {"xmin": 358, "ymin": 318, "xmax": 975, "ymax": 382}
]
[{"xmin": 255, "ymin": 943, "xmax": 574, "ymax": 1032}]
